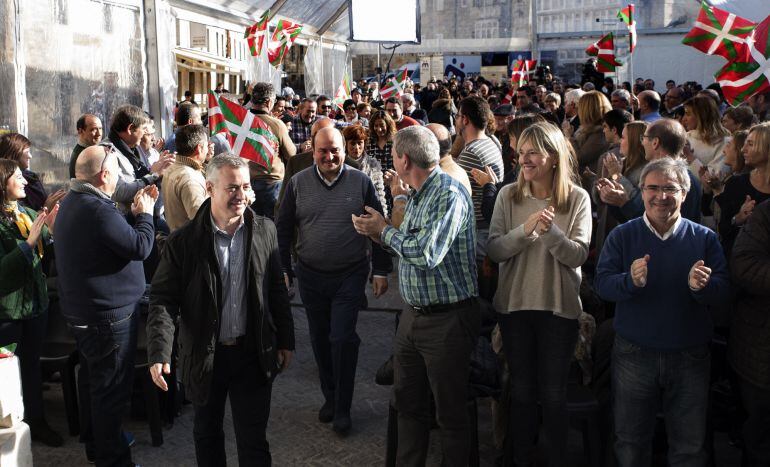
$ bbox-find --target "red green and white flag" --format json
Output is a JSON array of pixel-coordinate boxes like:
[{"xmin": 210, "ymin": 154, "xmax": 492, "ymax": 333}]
[
  {"xmin": 617, "ymin": 4, "xmax": 637, "ymax": 53},
  {"xmin": 380, "ymin": 69, "xmax": 408, "ymax": 100},
  {"xmin": 586, "ymin": 32, "xmax": 623, "ymax": 72},
  {"xmin": 511, "ymin": 59, "xmax": 537, "ymax": 87},
  {"xmin": 716, "ymin": 16, "xmax": 770, "ymax": 106},
  {"xmin": 682, "ymin": 1, "xmax": 756, "ymax": 61},
  {"xmin": 267, "ymin": 20, "xmax": 303, "ymax": 67},
  {"xmin": 207, "ymin": 90, "xmax": 279, "ymax": 171},
  {"xmin": 244, "ymin": 10, "xmax": 270, "ymax": 57},
  {"xmin": 332, "ymin": 74, "xmax": 352, "ymax": 111}
]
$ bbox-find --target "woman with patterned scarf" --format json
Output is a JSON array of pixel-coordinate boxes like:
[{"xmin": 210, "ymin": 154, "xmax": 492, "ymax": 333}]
[{"xmin": 0, "ymin": 158, "xmax": 62, "ymax": 446}]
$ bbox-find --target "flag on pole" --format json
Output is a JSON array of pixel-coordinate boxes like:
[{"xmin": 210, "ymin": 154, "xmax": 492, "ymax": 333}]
[
  {"xmin": 332, "ymin": 74, "xmax": 352, "ymax": 111},
  {"xmin": 682, "ymin": 1, "xmax": 756, "ymax": 61},
  {"xmin": 511, "ymin": 59, "xmax": 537, "ymax": 87},
  {"xmin": 716, "ymin": 16, "xmax": 770, "ymax": 106},
  {"xmin": 207, "ymin": 91, "xmax": 279, "ymax": 170},
  {"xmin": 244, "ymin": 10, "xmax": 270, "ymax": 56},
  {"xmin": 267, "ymin": 20, "xmax": 303, "ymax": 67},
  {"xmin": 586, "ymin": 32, "xmax": 623, "ymax": 72},
  {"xmin": 617, "ymin": 4, "xmax": 637, "ymax": 53},
  {"xmin": 380, "ymin": 69, "xmax": 408, "ymax": 100}
]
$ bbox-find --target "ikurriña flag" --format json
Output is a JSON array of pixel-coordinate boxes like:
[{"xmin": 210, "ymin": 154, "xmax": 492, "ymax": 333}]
[
  {"xmin": 682, "ymin": 1, "xmax": 756, "ymax": 61},
  {"xmin": 207, "ymin": 91, "xmax": 278, "ymax": 171},
  {"xmin": 267, "ymin": 20, "xmax": 303, "ymax": 67},
  {"xmin": 245, "ymin": 10, "xmax": 270, "ymax": 57},
  {"xmin": 586, "ymin": 32, "xmax": 622, "ymax": 72},
  {"xmin": 380, "ymin": 69, "xmax": 408, "ymax": 100},
  {"xmin": 716, "ymin": 15, "xmax": 770, "ymax": 106},
  {"xmin": 617, "ymin": 4, "xmax": 637, "ymax": 53}
]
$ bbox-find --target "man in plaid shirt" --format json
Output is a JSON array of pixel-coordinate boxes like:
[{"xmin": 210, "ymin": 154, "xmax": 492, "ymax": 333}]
[
  {"xmin": 289, "ymin": 98, "xmax": 317, "ymax": 151},
  {"xmin": 352, "ymin": 125, "xmax": 480, "ymax": 466}
]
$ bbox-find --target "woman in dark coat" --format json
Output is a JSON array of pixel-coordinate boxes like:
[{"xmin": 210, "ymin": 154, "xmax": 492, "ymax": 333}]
[
  {"xmin": 729, "ymin": 198, "xmax": 770, "ymax": 466},
  {"xmin": 0, "ymin": 158, "xmax": 61, "ymax": 446}
]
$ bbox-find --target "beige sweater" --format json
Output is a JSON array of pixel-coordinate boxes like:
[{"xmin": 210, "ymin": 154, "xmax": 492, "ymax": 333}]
[
  {"xmin": 162, "ymin": 157, "xmax": 207, "ymax": 231},
  {"xmin": 487, "ymin": 183, "xmax": 592, "ymax": 319}
]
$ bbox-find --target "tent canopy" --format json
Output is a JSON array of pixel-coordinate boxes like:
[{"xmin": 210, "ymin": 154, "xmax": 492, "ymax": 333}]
[{"xmin": 176, "ymin": 0, "xmax": 351, "ymax": 41}]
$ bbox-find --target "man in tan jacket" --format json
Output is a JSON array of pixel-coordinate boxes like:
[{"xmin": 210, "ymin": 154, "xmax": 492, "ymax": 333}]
[
  {"xmin": 162, "ymin": 124, "xmax": 210, "ymax": 231},
  {"xmin": 248, "ymin": 82, "xmax": 296, "ymax": 219}
]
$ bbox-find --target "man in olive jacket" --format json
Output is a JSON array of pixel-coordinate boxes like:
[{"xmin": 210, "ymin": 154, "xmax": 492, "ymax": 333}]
[{"xmin": 146, "ymin": 154, "xmax": 294, "ymax": 466}]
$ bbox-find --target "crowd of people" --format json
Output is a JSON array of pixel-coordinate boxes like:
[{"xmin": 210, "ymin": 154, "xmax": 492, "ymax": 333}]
[{"xmin": 1, "ymin": 71, "xmax": 770, "ymax": 467}]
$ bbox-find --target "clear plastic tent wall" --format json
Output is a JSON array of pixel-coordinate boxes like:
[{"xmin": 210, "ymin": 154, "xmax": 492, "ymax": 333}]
[
  {"xmin": 0, "ymin": 0, "xmax": 147, "ymax": 188},
  {"xmin": 304, "ymin": 40, "xmax": 351, "ymax": 98},
  {"xmin": 156, "ymin": 0, "xmax": 179, "ymax": 141}
]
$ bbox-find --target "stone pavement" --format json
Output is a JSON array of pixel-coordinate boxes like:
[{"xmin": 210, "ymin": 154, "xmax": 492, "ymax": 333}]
[{"xmin": 30, "ymin": 277, "xmax": 742, "ymax": 466}]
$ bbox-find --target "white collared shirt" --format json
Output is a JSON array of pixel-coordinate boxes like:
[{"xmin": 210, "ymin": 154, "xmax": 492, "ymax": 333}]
[
  {"xmin": 314, "ymin": 162, "xmax": 345, "ymax": 187},
  {"xmin": 643, "ymin": 212, "xmax": 681, "ymax": 241}
]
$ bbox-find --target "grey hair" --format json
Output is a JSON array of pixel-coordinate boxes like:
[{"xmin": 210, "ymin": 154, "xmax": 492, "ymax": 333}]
[
  {"xmin": 205, "ymin": 154, "xmax": 248, "ymax": 183},
  {"xmin": 639, "ymin": 157, "xmax": 691, "ymax": 193},
  {"xmin": 544, "ymin": 92, "xmax": 561, "ymax": 107},
  {"xmin": 401, "ymin": 93, "xmax": 415, "ymax": 104},
  {"xmin": 611, "ymin": 88, "xmax": 631, "ymax": 103},
  {"xmin": 392, "ymin": 126, "xmax": 440, "ymax": 169},
  {"xmin": 564, "ymin": 89, "xmax": 586, "ymax": 107},
  {"xmin": 251, "ymin": 82, "xmax": 275, "ymax": 104}
]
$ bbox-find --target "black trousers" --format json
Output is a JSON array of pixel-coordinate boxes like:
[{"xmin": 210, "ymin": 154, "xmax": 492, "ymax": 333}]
[
  {"xmin": 193, "ymin": 342, "xmax": 273, "ymax": 467},
  {"xmin": 0, "ymin": 313, "xmax": 47, "ymax": 421},
  {"xmin": 392, "ymin": 300, "xmax": 481, "ymax": 467},
  {"xmin": 740, "ymin": 376, "xmax": 770, "ymax": 467}
]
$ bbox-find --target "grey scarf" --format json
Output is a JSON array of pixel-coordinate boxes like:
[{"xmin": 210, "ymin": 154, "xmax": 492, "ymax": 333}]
[{"xmin": 69, "ymin": 179, "xmax": 112, "ymax": 200}]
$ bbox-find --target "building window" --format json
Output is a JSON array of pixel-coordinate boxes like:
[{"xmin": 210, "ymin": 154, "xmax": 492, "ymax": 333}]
[
  {"xmin": 435, "ymin": 0, "xmax": 444, "ymax": 11},
  {"xmin": 460, "ymin": 0, "xmax": 469, "ymax": 7},
  {"xmin": 474, "ymin": 19, "xmax": 498, "ymax": 39}
]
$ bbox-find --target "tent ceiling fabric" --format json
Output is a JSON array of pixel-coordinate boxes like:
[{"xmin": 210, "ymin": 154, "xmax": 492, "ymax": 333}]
[{"xmin": 199, "ymin": 0, "xmax": 349, "ymax": 37}]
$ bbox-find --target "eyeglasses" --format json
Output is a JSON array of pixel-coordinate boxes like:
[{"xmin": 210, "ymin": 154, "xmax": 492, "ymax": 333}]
[
  {"xmin": 96, "ymin": 142, "xmax": 116, "ymax": 173},
  {"xmin": 641, "ymin": 184, "xmax": 683, "ymax": 195},
  {"xmin": 640, "ymin": 134, "xmax": 652, "ymax": 142},
  {"xmin": 344, "ymin": 107, "xmax": 355, "ymax": 111},
  {"xmin": 320, "ymin": 105, "xmax": 332, "ymax": 110}
]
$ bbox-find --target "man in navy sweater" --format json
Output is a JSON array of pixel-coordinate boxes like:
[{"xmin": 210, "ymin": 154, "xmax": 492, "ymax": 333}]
[
  {"xmin": 595, "ymin": 157, "xmax": 730, "ymax": 466},
  {"xmin": 55, "ymin": 144, "xmax": 157, "ymax": 466},
  {"xmin": 597, "ymin": 118, "xmax": 702, "ymax": 224},
  {"xmin": 277, "ymin": 127, "xmax": 392, "ymax": 435}
]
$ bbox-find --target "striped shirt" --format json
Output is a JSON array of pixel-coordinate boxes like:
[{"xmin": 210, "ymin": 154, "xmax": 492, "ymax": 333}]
[
  {"xmin": 381, "ymin": 168, "xmax": 478, "ymax": 306},
  {"xmin": 211, "ymin": 217, "xmax": 247, "ymax": 342},
  {"xmin": 457, "ymin": 137, "xmax": 503, "ymax": 226}
]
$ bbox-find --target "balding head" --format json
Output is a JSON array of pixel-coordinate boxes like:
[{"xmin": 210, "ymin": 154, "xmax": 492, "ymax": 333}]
[
  {"xmin": 643, "ymin": 118, "xmax": 687, "ymax": 159},
  {"xmin": 309, "ymin": 117, "xmax": 336, "ymax": 148},
  {"xmin": 638, "ymin": 90, "xmax": 661, "ymax": 114},
  {"xmin": 75, "ymin": 144, "xmax": 120, "ymax": 195},
  {"xmin": 426, "ymin": 123, "xmax": 451, "ymax": 157}
]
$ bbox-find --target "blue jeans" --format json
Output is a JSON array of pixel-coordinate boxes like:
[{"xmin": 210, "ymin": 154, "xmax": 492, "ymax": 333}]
[
  {"xmin": 498, "ymin": 311, "xmax": 578, "ymax": 467},
  {"xmin": 612, "ymin": 334, "xmax": 711, "ymax": 467},
  {"xmin": 295, "ymin": 260, "xmax": 368, "ymax": 419},
  {"xmin": 250, "ymin": 179, "xmax": 281, "ymax": 220},
  {"xmin": 66, "ymin": 307, "xmax": 137, "ymax": 467}
]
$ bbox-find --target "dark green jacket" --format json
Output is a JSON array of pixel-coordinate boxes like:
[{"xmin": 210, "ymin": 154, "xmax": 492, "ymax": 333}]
[{"xmin": 0, "ymin": 207, "xmax": 50, "ymax": 321}]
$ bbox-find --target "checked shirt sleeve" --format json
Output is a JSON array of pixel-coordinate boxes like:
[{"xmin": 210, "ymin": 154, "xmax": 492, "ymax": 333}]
[{"xmin": 381, "ymin": 187, "xmax": 468, "ymax": 270}]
